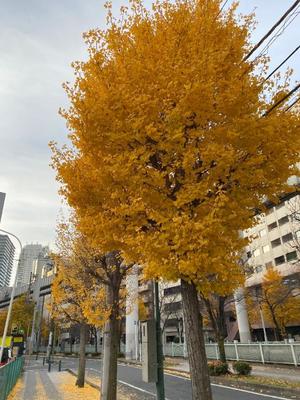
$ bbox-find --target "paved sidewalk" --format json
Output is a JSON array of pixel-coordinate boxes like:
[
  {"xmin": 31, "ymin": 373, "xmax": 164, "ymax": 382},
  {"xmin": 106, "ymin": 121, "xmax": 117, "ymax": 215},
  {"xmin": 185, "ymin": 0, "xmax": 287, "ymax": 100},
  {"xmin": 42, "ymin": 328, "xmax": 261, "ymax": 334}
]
[
  {"xmin": 8, "ymin": 370, "xmax": 100, "ymax": 400},
  {"xmin": 164, "ymin": 357, "xmax": 300, "ymax": 382},
  {"xmin": 8, "ymin": 359, "xmax": 141, "ymax": 400}
]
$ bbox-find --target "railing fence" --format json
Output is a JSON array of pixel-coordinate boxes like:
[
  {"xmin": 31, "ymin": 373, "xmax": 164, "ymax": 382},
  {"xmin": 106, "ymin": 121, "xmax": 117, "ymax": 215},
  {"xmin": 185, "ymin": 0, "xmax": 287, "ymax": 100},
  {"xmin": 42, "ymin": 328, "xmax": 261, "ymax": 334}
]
[
  {"xmin": 0, "ymin": 356, "xmax": 24, "ymax": 400},
  {"xmin": 36, "ymin": 342, "xmax": 300, "ymax": 366}
]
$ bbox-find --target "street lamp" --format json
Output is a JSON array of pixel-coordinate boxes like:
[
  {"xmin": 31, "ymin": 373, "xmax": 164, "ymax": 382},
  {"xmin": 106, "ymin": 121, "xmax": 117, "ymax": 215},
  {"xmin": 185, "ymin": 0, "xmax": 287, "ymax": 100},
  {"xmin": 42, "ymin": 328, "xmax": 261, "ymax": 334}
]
[{"xmin": 0, "ymin": 228, "xmax": 22, "ymax": 363}]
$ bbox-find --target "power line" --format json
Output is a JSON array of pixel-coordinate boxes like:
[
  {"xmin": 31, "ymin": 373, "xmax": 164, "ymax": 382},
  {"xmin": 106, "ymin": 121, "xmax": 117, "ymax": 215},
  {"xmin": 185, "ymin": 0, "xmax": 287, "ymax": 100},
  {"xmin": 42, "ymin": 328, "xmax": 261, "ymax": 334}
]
[
  {"xmin": 255, "ymin": 7, "xmax": 300, "ymax": 61},
  {"xmin": 285, "ymin": 95, "xmax": 300, "ymax": 111},
  {"xmin": 244, "ymin": 0, "xmax": 300, "ymax": 61},
  {"xmin": 220, "ymin": 0, "xmax": 230, "ymax": 13},
  {"xmin": 263, "ymin": 45, "xmax": 300, "ymax": 83},
  {"xmin": 263, "ymin": 83, "xmax": 300, "ymax": 116}
]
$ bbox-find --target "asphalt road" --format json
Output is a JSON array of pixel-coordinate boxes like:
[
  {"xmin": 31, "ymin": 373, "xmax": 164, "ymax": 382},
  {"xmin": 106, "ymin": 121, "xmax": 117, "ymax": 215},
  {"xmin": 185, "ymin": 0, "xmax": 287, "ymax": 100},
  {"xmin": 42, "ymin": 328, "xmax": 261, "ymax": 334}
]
[{"xmin": 29, "ymin": 357, "xmax": 292, "ymax": 400}]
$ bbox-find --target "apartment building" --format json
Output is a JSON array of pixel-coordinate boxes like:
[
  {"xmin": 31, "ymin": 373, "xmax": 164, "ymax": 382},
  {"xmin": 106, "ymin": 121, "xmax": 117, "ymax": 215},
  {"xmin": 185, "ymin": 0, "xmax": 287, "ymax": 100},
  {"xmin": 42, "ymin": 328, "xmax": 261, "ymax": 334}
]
[
  {"xmin": 0, "ymin": 234, "xmax": 15, "ymax": 287},
  {"xmin": 244, "ymin": 192, "xmax": 300, "ymax": 338},
  {"xmin": 244, "ymin": 193, "xmax": 300, "ymax": 283}
]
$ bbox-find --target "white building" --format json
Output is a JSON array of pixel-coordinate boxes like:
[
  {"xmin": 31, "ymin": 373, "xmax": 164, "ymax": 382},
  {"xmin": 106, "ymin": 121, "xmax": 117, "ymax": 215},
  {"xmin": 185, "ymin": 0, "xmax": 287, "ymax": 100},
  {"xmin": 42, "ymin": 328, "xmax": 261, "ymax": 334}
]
[
  {"xmin": 0, "ymin": 234, "xmax": 15, "ymax": 287},
  {"xmin": 16, "ymin": 244, "xmax": 49, "ymax": 286},
  {"xmin": 243, "ymin": 192, "xmax": 300, "ymax": 339},
  {"xmin": 125, "ymin": 192, "xmax": 300, "ymax": 348},
  {"xmin": 244, "ymin": 192, "xmax": 300, "ymax": 286}
]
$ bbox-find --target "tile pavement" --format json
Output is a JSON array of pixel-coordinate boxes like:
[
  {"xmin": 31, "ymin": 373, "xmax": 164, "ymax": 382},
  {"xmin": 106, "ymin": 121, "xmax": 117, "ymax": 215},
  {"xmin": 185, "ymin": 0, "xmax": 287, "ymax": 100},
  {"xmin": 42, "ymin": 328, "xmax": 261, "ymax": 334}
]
[{"xmin": 8, "ymin": 370, "xmax": 100, "ymax": 400}]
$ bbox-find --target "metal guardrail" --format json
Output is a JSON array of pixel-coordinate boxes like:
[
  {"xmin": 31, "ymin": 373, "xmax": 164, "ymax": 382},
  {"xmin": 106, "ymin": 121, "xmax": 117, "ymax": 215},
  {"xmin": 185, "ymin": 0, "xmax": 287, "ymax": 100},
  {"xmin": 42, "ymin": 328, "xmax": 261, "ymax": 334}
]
[
  {"xmin": 163, "ymin": 342, "xmax": 300, "ymax": 366},
  {"xmin": 38, "ymin": 341, "xmax": 300, "ymax": 366},
  {"xmin": 0, "ymin": 357, "xmax": 24, "ymax": 400}
]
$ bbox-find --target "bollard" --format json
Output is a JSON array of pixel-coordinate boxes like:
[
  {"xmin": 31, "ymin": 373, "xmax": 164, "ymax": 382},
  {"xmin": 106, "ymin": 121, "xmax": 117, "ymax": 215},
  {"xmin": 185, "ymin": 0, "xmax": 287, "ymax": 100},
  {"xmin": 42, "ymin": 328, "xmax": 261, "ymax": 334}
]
[
  {"xmin": 58, "ymin": 360, "xmax": 62, "ymax": 372},
  {"xmin": 36, "ymin": 353, "xmax": 38, "ymax": 360},
  {"xmin": 43, "ymin": 357, "xmax": 45, "ymax": 366},
  {"xmin": 48, "ymin": 359, "xmax": 51, "ymax": 372}
]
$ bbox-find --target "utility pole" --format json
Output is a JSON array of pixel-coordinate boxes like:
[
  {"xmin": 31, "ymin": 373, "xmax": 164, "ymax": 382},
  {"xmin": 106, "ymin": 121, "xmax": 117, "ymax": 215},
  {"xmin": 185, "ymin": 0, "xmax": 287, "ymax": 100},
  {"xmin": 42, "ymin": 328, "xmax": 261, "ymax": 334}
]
[
  {"xmin": 0, "ymin": 229, "xmax": 22, "ymax": 363},
  {"xmin": 255, "ymin": 287, "xmax": 268, "ymax": 342},
  {"xmin": 259, "ymin": 306, "xmax": 268, "ymax": 342},
  {"xmin": 154, "ymin": 281, "xmax": 165, "ymax": 400},
  {"xmin": 36, "ymin": 295, "xmax": 45, "ymax": 353}
]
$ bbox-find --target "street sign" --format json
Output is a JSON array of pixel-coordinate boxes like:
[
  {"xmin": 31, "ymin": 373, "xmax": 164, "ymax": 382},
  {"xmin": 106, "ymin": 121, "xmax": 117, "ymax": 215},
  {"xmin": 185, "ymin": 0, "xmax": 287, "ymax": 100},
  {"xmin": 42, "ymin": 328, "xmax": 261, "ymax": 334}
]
[{"xmin": 0, "ymin": 192, "xmax": 5, "ymax": 223}]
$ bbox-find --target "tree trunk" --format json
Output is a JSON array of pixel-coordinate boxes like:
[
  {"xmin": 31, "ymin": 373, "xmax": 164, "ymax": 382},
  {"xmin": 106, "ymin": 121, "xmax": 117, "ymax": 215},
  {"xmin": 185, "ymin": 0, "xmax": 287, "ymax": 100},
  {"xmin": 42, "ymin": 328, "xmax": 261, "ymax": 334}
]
[
  {"xmin": 217, "ymin": 335, "xmax": 226, "ymax": 363},
  {"xmin": 95, "ymin": 331, "xmax": 98, "ymax": 354},
  {"xmin": 217, "ymin": 296, "xmax": 227, "ymax": 363},
  {"xmin": 181, "ymin": 279, "xmax": 212, "ymax": 400},
  {"xmin": 270, "ymin": 310, "xmax": 282, "ymax": 341},
  {"xmin": 76, "ymin": 323, "xmax": 87, "ymax": 387},
  {"xmin": 101, "ymin": 286, "xmax": 120, "ymax": 400}
]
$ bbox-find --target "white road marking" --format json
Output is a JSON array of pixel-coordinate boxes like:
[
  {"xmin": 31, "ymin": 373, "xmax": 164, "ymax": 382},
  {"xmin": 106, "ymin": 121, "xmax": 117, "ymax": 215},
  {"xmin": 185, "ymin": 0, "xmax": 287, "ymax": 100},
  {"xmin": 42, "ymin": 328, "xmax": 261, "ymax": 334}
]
[
  {"xmin": 118, "ymin": 380, "xmax": 156, "ymax": 397},
  {"xmin": 89, "ymin": 368, "xmax": 100, "ymax": 374},
  {"xmin": 211, "ymin": 384, "xmax": 293, "ymax": 400},
  {"xmin": 88, "ymin": 368, "xmax": 171, "ymax": 399},
  {"xmin": 118, "ymin": 380, "xmax": 171, "ymax": 400},
  {"xmin": 90, "ymin": 363, "xmax": 293, "ymax": 400},
  {"xmin": 159, "ymin": 370, "xmax": 294, "ymax": 400}
]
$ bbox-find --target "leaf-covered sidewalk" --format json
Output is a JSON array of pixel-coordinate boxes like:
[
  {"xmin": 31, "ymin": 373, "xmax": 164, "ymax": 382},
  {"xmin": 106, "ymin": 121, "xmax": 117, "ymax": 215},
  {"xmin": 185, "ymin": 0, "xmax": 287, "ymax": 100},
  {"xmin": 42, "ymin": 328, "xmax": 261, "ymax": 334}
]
[
  {"xmin": 8, "ymin": 370, "xmax": 100, "ymax": 400},
  {"xmin": 8, "ymin": 368, "xmax": 142, "ymax": 400}
]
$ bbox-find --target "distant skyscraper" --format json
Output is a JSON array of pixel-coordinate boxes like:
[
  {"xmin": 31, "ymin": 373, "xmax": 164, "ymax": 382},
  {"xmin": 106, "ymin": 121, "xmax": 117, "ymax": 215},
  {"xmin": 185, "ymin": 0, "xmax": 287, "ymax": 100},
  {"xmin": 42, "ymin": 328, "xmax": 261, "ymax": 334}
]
[
  {"xmin": 16, "ymin": 244, "xmax": 48, "ymax": 286},
  {"xmin": 0, "ymin": 234, "xmax": 15, "ymax": 287}
]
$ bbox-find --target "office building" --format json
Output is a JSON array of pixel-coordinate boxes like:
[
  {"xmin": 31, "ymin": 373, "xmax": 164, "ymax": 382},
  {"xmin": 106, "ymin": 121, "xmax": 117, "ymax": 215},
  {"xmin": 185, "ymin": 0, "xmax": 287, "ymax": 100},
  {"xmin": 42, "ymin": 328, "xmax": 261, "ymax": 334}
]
[
  {"xmin": 0, "ymin": 235, "xmax": 15, "ymax": 287},
  {"xmin": 16, "ymin": 244, "xmax": 49, "ymax": 286}
]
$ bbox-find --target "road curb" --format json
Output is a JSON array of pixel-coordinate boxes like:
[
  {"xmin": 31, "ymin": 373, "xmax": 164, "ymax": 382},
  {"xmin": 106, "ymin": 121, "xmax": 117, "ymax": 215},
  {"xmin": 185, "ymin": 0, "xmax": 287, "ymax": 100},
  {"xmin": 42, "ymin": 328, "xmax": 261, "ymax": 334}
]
[{"xmin": 66, "ymin": 368, "xmax": 100, "ymax": 391}]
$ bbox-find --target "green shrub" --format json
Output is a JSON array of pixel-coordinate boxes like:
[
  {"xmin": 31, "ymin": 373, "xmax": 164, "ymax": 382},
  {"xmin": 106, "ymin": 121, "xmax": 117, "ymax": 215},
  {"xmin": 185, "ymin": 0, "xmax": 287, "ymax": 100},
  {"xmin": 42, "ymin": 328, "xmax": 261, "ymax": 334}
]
[
  {"xmin": 208, "ymin": 361, "xmax": 228, "ymax": 376},
  {"xmin": 233, "ymin": 361, "xmax": 252, "ymax": 376}
]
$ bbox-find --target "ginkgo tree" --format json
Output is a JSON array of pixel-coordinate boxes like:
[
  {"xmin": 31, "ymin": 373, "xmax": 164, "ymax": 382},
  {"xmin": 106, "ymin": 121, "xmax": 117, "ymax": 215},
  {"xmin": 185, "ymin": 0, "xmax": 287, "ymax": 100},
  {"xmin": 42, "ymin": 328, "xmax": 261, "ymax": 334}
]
[
  {"xmin": 0, "ymin": 295, "xmax": 34, "ymax": 336},
  {"xmin": 199, "ymin": 255, "xmax": 249, "ymax": 363},
  {"xmin": 51, "ymin": 218, "xmax": 132, "ymax": 400},
  {"xmin": 248, "ymin": 268, "xmax": 300, "ymax": 341},
  {"xmin": 51, "ymin": 1, "xmax": 300, "ymax": 399},
  {"xmin": 51, "ymin": 224, "xmax": 109, "ymax": 388}
]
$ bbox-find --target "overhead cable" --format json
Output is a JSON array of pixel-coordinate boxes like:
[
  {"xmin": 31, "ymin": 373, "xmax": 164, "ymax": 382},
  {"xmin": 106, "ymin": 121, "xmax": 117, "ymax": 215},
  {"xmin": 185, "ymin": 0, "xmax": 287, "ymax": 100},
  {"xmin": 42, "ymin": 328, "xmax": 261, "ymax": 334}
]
[
  {"xmin": 263, "ymin": 82, "xmax": 300, "ymax": 116},
  {"xmin": 244, "ymin": 0, "xmax": 300, "ymax": 61},
  {"xmin": 285, "ymin": 95, "xmax": 300, "ymax": 112},
  {"xmin": 255, "ymin": 7, "xmax": 300, "ymax": 62},
  {"xmin": 263, "ymin": 45, "xmax": 300, "ymax": 83}
]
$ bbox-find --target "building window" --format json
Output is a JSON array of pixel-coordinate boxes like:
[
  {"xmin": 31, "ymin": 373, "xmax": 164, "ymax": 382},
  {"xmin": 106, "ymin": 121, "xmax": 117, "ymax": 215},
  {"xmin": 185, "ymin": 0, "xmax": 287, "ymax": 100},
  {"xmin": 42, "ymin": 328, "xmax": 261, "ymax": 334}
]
[
  {"xmin": 164, "ymin": 286, "xmax": 181, "ymax": 296},
  {"xmin": 268, "ymin": 222, "xmax": 277, "ymax": 231},
  {"xmin": 271, "ymin": 238, "xmax": 281, "ymax": 248},
  {"xmin": 265, "ymin": 261, "xmax": 273, "ymax": 269},
  {"xmin": 290, "ymin": 211, "xmax": 300, "ymax": 222},
  {"xmin": 164, "ymin": 301, "xmax": 182, "ymax": 312},
  {"xmin": 255, "ymin": 265, "xmax": 263, "ymax": 273},
  {"xmin": 278, "ymin": 216, "xmax": 289, "ymax": 226},
  {"xmin": 286, "ymin": 251, "xmax": 297, "ymax": 262},
  {"xmin": 253, "ymin": 248, "xmax": 260, "ymax": 257},
  {"xmin": 259, "ymin": 228, "xmax": 267, "ymax": 237},
  {"xmin": 275, "ymin": 255, "xmax": 285, "ymax": 266},
  {"xmin": 282, "ymin": 233, "xmax": 293, "ymax": 243},
  {"xmin": 262, "ymin": 244, "xmax": 270, "ymax": 254}
]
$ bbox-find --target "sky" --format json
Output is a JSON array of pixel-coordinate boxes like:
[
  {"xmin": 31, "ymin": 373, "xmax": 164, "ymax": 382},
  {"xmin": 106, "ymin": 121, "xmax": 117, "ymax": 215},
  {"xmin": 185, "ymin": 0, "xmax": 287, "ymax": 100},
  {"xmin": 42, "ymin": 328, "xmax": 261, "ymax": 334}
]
[{"xmin": 0, "ymin": 0, "xmax": 299, "ymax": 255}]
